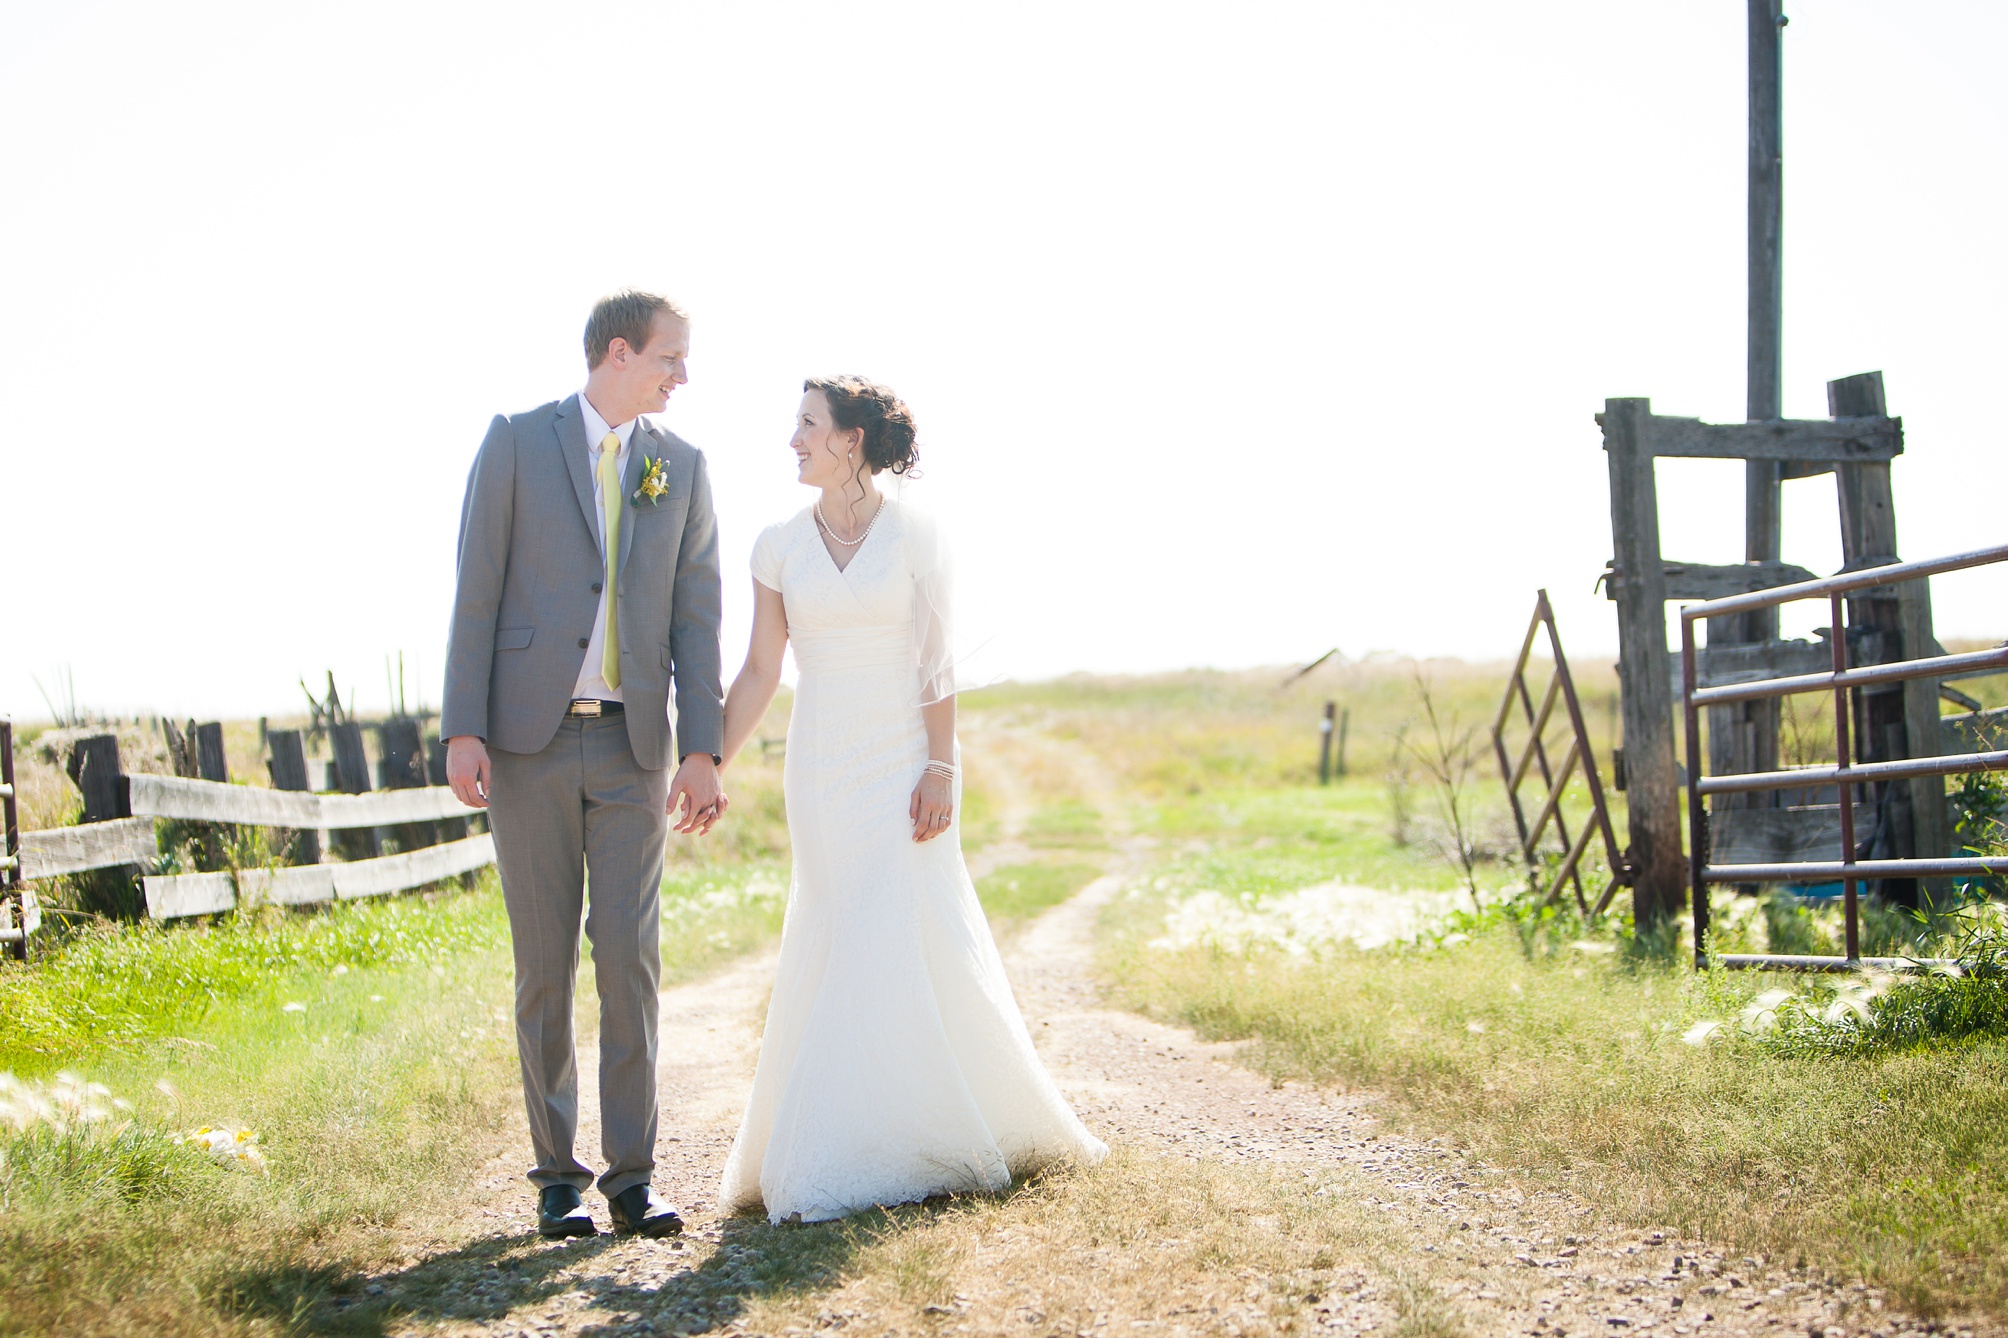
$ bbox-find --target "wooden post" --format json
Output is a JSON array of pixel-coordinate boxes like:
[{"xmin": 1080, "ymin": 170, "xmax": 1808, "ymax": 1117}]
[
  {"xmin": 3, "ymin": 720, "xmax": 23, "ymax": 961},
  {"xmin": 328, "ymin": 721, "xmax": 380, "ymax": 859},
  {"xmin": 194, "ymin": 722, "xmax": 228, "ymax": 783},
  {"xmin": 265, "ymin": 730, "xmax": 322, "ymax": 866},
  {"xmin": 1337, "ymin": 708, "xmax": 1350, "ymax": 778},
  {"xmin": 1729, "ymin": 0, "xmax": 1789, "ymax": 835},
  {"xmin": 377, "ymin": 718, "xmax": 437, "ymax": 853},
  {"xmin": 1318, "ymin": 702, "xmax": 1336, "ymax": 785},
  {"xmin": 1829, "ymin": 371, "xmax": 1948, "ymax": 900},
  {"xmin": 376, "ymin": 719, "xmax": 426, "ymax": 790},
  {"xmin": 1745, "ymin": 0, "xmax": 1786, "ymax": 561},
  {"xmin": 1603, "ymin": 398, "xmax": 1686, "ymax": 926},
  {"xmin": 330, "ymin": 723, "xmax": 371, "ymax": 795},
  {"xmin": 66, "ymin": 735, "xmax": 129, "ymax": 823}
]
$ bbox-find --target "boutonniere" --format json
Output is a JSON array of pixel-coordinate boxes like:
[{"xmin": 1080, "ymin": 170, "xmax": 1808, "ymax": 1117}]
[{"xmin": 631, "ymin": 455, "xmax": 671, "ymax": 507}]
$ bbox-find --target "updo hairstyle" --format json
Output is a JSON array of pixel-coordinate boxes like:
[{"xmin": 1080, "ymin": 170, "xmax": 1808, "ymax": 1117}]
[{"xmin": 804, "ymin": 375, "xmax": 920, "ymax": 477}]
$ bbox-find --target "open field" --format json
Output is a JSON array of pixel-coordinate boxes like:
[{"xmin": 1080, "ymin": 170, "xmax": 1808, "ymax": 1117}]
[{"xmin": 3, "ymin": 657, "xmax": 2004, "ymax": 1336}]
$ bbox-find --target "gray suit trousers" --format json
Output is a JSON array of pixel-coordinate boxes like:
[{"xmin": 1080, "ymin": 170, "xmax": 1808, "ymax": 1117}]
[{"xmin": 489, "ymin": 717, "xmax": 668, "ymax": 1197}]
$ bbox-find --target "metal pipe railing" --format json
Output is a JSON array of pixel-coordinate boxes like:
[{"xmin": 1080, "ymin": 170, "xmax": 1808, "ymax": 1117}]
[
  {"xmin": 1690, "ymin": 645, "xmax": 2008, "ymax": 708},
  {"xmin": 1699, "ymin": 749, "xmax": 2008, "ymax": 796},
  {"xmin": 1681, "ymin": 544, "xmax": 2008, "ymax": 971},
  {"xmin": 1681, "ymin": 541, "xmax": 2008, "ymax": 621}
]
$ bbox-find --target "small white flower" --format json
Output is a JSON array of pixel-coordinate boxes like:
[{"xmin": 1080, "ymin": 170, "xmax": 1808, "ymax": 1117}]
[
  {"xmin": 333, "ymin": 964, "xmax": 349, "ymax": 976},
  {"xmin": 282, "ymin": 1001, "xmax": 307, "ymax": 1014},
  {"xmin": 177, "ymin": 1124, "xmax": 267, "ymax": 1173}
]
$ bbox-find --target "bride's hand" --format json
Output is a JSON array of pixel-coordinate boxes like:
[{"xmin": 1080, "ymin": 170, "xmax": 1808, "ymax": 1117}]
[{"xmin": 909, "ymin": 771, "xmax": 953, "ymax": 843}]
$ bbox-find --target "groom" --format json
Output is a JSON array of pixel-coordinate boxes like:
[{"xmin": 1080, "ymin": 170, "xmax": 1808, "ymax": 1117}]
[{"xmin": 441, "ymin": 290, "xmax": 726, "ymax": 1239}]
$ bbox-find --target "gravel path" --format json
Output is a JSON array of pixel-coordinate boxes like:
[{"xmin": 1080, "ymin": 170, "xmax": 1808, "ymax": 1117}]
[{"xmin": 363, "ymin": 730, "xmax": 1965, "ymax": 1338}]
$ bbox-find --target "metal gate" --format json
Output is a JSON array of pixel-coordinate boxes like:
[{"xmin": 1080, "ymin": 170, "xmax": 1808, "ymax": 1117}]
[{"xmin": 1681, "ymin": 544, "xmax": 2008, "ymax": 969}]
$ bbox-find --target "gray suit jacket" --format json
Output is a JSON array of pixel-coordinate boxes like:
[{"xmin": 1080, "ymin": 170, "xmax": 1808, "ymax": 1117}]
[{"xmin": 441, "ymin": 394, "xmax": 724, "ymax": 770}]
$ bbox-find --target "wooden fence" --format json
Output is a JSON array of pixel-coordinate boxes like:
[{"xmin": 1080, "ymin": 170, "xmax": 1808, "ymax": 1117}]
[{"xmin": 7, "ymin": 726, "xmax": 490, "ymax": 931}]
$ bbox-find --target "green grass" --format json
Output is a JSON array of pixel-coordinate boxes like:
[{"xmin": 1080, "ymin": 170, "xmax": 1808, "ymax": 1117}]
[
  {"xmin": 993, "ymin": 662, "xmax": 2008, "ymax": 1321},
  {"xmin": 1105, "ymin": 880, "xmax": 2008, "ymax": 1320},
  {"xmin": 1140, "ymin": 781, "xmax": 1514, "ymax": 898},
  {"xmin": 0, "ymin": 881, "xmax": 510, "ymax": 1073},
  {"xmin": 975, "ymin": 863, "xmax": 1101, "ymax": 924},
  {"xmin": 1024, "ymin": 798, "xmax": 1107, "ymax": 850},
  {"xmin": 0, "ymin": 864, "xmax": 788, "ymax": 1337}
]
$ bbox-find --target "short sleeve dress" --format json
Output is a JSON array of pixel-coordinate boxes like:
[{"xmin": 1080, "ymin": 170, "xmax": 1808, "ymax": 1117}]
[{"xmin": 719, "ymin": 500, "xmax": 1107, "ymax": 1223}]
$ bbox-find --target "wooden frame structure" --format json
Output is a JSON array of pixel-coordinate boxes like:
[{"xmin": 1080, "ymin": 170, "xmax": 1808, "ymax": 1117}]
[{"xmin": 1602, "ymin": 372, "xmax": 1955, "ymax": 926}]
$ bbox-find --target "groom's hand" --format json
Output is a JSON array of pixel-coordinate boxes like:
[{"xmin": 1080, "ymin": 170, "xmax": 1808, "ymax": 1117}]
[
  {"xmin": 444, "ymin": 736, "xmax": 491, "ymax": 809},
  {"xmin": 669, "ymin": 753, "xmax": 727, "ymax": 836}
]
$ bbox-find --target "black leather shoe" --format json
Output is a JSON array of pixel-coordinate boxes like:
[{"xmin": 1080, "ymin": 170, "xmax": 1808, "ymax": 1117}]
[
  {"xmin": 538, "ymin": 1184, "xmax": 597, "ymax": 1239},
  {"xmin": 607, "ymin": 1184, "xmax": 683, "ymax": 1238}
]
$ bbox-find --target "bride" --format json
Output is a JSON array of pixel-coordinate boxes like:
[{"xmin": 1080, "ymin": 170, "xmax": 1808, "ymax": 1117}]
[{"xmin": 716, "ymin": 375, "xmax": 1107, "ymax": 1223}]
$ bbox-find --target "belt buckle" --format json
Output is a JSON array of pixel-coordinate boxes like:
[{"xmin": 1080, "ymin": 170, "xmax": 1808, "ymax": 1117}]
[{"xmin": 570, "ymin": 699, "xmax": 603, "ymax": 718}]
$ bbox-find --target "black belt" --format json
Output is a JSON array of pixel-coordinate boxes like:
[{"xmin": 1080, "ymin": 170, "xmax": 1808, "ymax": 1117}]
[{"xmin": 566, "ymin": 699, "xmax": 624, "ymax": 718}]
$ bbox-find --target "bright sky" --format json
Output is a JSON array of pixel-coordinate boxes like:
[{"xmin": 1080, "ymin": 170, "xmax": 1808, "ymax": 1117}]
[{"xmin": 3, "ymin": 1, "xmax": 2003, "ymax": 721}]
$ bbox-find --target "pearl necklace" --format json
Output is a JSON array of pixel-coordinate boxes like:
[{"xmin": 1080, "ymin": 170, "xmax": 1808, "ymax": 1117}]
[{"xmin": 816, "ymin": 495, "xmax": 884, "ymax": 548}]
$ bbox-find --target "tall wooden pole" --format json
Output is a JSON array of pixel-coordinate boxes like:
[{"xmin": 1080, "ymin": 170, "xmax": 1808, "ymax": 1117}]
[
  {"xmin": 1722, "ymin": 0, "xmax": 1788, "ymax": 825},
  {"xmin": 1745, "ymin": 0, "xmax": 1784, "ymax": 588}
]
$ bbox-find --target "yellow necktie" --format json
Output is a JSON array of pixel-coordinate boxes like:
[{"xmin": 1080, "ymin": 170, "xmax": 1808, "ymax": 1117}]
[{"xmin": 598, "ymin": 434, "xmax": 622, "ymax": 690}]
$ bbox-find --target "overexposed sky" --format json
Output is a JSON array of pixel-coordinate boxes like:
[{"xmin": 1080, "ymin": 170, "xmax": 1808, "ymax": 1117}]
[{"xmin": 2, "ymin": 1, "xmax": 2003, "ymax": 720}]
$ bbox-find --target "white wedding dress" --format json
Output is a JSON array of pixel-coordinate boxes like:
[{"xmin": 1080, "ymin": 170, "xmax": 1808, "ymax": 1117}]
[{"xmin": 719, "ymin": 499, "xmax": 1107, "ymax": 1223}]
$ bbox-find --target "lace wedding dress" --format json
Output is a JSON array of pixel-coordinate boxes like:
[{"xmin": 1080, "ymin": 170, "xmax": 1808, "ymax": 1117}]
[{"xmin": 719, "ymin": 499, "xmax": 1107, "ymax": 1223}]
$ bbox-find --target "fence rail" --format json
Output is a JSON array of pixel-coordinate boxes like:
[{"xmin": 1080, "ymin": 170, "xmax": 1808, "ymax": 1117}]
[
  {"xmin": 127, "ymin": 773, "xmax": 477, "ymax": 827},
  {"xmin": 1681, "ymin": 542, "xmax": 2008, "ymax": 969},
  {"xmin": 143, "ymin": 833, "xmax": 495, "ymax": 919},
  {"xmin": 4, "ymin": 725, "xmax": 493, "ymax": 932}
]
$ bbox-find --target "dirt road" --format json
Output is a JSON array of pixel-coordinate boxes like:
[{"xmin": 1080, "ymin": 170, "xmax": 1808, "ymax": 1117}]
[{"xmin": 359, "ymin": 731, "xmax": 1951, "ymax": 1338}]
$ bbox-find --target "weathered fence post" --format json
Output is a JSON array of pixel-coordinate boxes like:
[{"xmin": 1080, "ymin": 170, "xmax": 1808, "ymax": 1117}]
[
  {"xmin": 1318, "ymin": 702, "xmax": 1336, "ymax": 785},
  {"xmin": 266, "ymin": 729, "xmax": 322, "ymax": 866},
  {"xmin": 2, "ymin": 720, "xmax": 24, "ymax": 961},
  {"xmin": 377, "ymin": 718, "xmax": 439, "ymax": 852},
  {"xmin": 328, "ymin": 721, "xmax": 380, "ymax": 859},
  {"xmin": 67, "ymin": 735, "xmax": 129, "ymax": 822},
  {"xmin": 1602, "ymin": 398, "xmax": 1687, "ymax": 928},
  {"xmin": 62, "ymin": 734, "xmax": 143, "ymax": 917},
  {"xmin": 1829, "ymin": 371, "xmax": 1949, "ymax": 901},
  {"xmin": 1336, "ymin": 708, "xmax": 1350, "ymax": 778},
  {"xmin": 330, "ymin": 722, "xmax": 371, "ymax": 795},
  {"xmin": 194, "ymin": 722, "xmax": 228, "ymax": 783},
  {"xmin": 376, "ymin": 719, "xmax": 425, "ymax": 790}
]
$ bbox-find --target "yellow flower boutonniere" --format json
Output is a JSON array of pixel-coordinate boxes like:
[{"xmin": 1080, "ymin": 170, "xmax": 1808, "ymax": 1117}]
[{"xmin": 632, "ymin": 455, "xmax": 672, "ymax": 507}]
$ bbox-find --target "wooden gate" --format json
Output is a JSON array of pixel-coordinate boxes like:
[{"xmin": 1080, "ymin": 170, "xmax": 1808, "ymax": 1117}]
[{"xmin": 1492, "ymin": 591, "xmax": 1631, "ymax": 916}]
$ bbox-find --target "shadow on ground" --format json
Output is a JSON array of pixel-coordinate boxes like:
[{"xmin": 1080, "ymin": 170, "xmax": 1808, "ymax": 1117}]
[{"xmin": 214, "ymin": 1184, "xmax": 1034, "ymax": 1337}]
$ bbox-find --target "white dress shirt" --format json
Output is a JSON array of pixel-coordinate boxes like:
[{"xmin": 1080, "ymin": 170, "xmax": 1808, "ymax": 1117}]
[{"xmin": 572, "ymin": 389, "xmax": 638, "ymax": 703}]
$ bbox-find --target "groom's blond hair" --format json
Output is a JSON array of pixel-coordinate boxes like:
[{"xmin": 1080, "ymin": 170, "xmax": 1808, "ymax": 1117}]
[{"xmin": 585, "ymin": 290, "xmax": 689, "ymax": 370}]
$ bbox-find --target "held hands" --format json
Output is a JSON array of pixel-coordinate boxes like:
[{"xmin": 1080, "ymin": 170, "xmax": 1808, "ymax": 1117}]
[
  {"xmin": 445, "ymin": 736, "xmax": 491, "ymax": 809},
  {"xmin": 909, "ymin": 769, "xmax": 953, "ymax": 843},
  {"xmin": 669, "ymin": 753, "xmax": 728, "ymax": 836}
]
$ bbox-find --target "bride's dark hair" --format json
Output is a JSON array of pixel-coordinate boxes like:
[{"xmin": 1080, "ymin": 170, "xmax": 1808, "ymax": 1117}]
[{"xmin": 804, "ymin": 375, "xmax": 920, "ymax": 478}]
